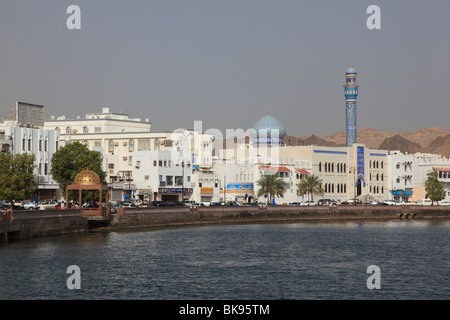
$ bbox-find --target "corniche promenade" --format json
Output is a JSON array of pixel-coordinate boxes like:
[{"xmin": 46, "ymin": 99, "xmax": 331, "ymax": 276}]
[{"xmin": 1, "ymin": 205, "xmax": 450, "ymax": 243}]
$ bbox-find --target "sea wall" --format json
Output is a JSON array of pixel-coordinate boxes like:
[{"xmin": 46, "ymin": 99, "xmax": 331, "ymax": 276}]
[
  {"xmin": 0, "ymin": 215, "xmax": 88, "ymax": 243},
  {"xmin": 1, "ymin": 206, "xmax": 449, "ymax": 243},
  {"xmin": 107, "ymin": 205, "xmax": 450, "ymax": 231}
]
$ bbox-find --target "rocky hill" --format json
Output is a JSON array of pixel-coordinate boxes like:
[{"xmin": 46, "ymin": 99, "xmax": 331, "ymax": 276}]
[{"xmin": 213, "ymin": 126, "xmax": 450, "ymax": 158}]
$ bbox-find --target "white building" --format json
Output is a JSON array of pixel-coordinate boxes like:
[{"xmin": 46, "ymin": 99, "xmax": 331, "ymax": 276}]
[
  {"xmin": 44, "ymin": 108, "xmax": 215, "ymax": 201},
  {"xmin": 0, "ymin": 124, "xmax": 60, "ymax": 201},
  {"xmin": 387, "ymin": 151, "xmax": 414, "ymax": 202},
  {"xmin": 412, "ymin": 153, "xmax": 450, "ymax": 202}
]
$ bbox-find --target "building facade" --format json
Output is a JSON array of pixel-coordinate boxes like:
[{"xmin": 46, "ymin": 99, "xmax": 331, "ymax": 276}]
[
  {"xmin": 44, "ymin": 108, "xmax": 214, "ymax": 201},
  {"xmin": 0, "ymin": 124, "xmax": 60, "ymax": 201}
]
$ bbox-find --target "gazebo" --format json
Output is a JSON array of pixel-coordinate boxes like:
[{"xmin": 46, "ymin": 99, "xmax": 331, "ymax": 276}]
[{"xmin": 66, "ymin": 170, "xmax": 109, "ymax": 217}]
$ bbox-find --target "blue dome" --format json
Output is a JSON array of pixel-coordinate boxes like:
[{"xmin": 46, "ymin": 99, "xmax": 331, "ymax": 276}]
[
  {"xmin": 253, "ymin": 114, "xmax": 286, "ymax": 139},
  {"xmin": 346, "ymin": 67, "xmax": 357, "ymax": 74}
]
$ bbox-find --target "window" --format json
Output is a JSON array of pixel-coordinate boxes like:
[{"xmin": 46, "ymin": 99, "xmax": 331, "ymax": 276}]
[
  {"xmin": 66, "ymin": 127, "xmax": 72, "ymax": 134},
  {"xmin": 166, "ymin": 176, "xmax": 173, "ymax": 186},
  {"xmin": 108, "ymin": 163, "xmax": 114, "ymax": 169},
  {"xmin": 153, "ymin": 160, "xmax": 157, "ymax": 167},
  {"xmin": 83, "ymin": 126, "xmax": 89, "ymax": 133},
  {"xmin": 44, "ymin": 163, "xmax": 48, "ymax": 175},
  {"xmin": 138, "ymin": 139, "xmax": 150, "ymax": 151},
  {"xmin": 129, "ymin": 140, "xmax": 134, "ymax": 152},
  {"xmin": 108, "ymin": 140, "xmax": 114, "ymax": 153},
  {"xmin": 94, "ymin": 127, "xmax": 101, "ymax": 133},
  {"xmin": 154, "ymin": 139, "xmax": 160, "ymax": 151},
  {"xmin": 94, "ymin": 141, "xmax": 101, "ymax": 147},
  {"xmin": 44, "ymin": 138, "xmax": 48, "ymax": 152},
  {"xmin": 28, "ymin": 138, "xmax": 32, "ymax": 151},
  {"xmin": 39, "ymin": 138, "xmax": 42, "ymax": 151},
  {"xmin": 128, "ymin": 156, "xmax": 133, "ymax": 166},
  {"xmin": 175, "ymin": 176, "xmax": 183, "ymax": 186},
  {"xmin": 319, "ymin": 162, "xmax": 322, "ymax": 172}
]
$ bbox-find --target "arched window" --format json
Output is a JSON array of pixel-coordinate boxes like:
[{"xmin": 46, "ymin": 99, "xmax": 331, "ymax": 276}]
[
  {"xmin": 108, "ymin": 140, "xmax": 114, "ymax": 153},
  {"xmin": 154, "ymin": 139, "xmax": 160, "ymax": 151},
  {"xmin": 66, "ymin": 127, "xmax": 72, "ymax": 134},
  {"xmin": 129, "ymin": 139, "xmax": 134, "ymax": 152},
  {"xmin": 319, "ymin": 162, "xmax": 322, "ymax": 172}
]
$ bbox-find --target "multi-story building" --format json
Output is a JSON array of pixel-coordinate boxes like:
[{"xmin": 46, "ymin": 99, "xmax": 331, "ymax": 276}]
[
  {"xmin": 412, "ymin": 153, "xmax": 450, "ymax": 202},
  {"xmin": 44, "ymin": 108, "xmax": 214, "ymax": 201},
  {"xmin": 0, "ymin": 123, "xmax": 60, "ymax": 201},
  {"xmin": 387, "ymin": 151, "xmax": 414, "ymax": 202}
]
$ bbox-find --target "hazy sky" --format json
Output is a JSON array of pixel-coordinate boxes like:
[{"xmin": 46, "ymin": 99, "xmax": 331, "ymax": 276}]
[{"xmin": 1, "ymin": 0, "xmax": 449, "ymax": 138}]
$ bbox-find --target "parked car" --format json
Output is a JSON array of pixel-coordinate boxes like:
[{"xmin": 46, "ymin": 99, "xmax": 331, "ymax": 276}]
[
  {"xmin": 304, "ymin": 200, "xmax": 318, "ymax": 206},
  {"xmin": 317, "ymin": 199, "xmax": 333, "ymax": 206},
  {"xmin": 343, "ymin": 199, "xmax": 362, "ymax": 205},
  {"xmin": 151, "ymin": 201, "xmax": 168, "ymax": 207},
  {"xmin": 381, "ymin": 200, "xmax": 396, "ymax": 206},
  {"xmin": 438, "ymin": 200, "xmax": 450, "ymax": 206},
  {"xmin": 39, "ymin": 200, "xmax": 58, "ymax": 210},
  {"xmin": 22, "ymin": 201, "xmax": 38, "ymax": 210},
  {"xmin": 0, "ymin": 204, "xmax": 11, "ymax": 214},
  {"xmin": 420, "ymin": 199, "xmax": 432, "ymax": 206},
  {"xmin": 289, "ymin": 202, "xmax": 304, "ymax": 206}
]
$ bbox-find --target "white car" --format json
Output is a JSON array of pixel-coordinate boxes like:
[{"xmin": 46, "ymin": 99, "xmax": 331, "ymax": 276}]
[
  {"xmin": 39, "ymin": 200, "xmax": 58, "ymax": 210},
  {"xmin": 438, "ymin": 200, "xmax": 450, "ymax": 206},
  {"xmin": 420, "ymin": 199, "xmax": 432, "ymax": 206},
  {"xmin": 382, "ymin": 200, "xmax": 396, "ymax": 206},
  {"xmin": 23, "ymin": 201, "xmax": 38, "ymax": 210},
  {"xmin": 304, "ymin": 201, "xmax": 318, "ymax": 206}
]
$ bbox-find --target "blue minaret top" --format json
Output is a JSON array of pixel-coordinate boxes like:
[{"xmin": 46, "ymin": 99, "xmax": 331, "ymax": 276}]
[{"xmin": 344, "ymin": 62, "xmax": 358, "ymax": 99}]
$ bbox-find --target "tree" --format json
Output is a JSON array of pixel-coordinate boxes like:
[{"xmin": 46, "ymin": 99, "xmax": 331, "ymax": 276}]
[
  {"xmin": 297, "ymin": 174, "xmax": 324, "ymax": 201},
  {"xmin": 50, "ymin": 141, "xmax": 106, "ymax": 194},
  {"xmin": 256, "ymin": 174, "xmax": 287, "ymax": 202},
  {"xmin": 424, "ymin": 170, "xmax": 445, "ymax": 205},
  {"xmin": 0, "ymin": 152, "xmax": 37, "ymax": 212}
]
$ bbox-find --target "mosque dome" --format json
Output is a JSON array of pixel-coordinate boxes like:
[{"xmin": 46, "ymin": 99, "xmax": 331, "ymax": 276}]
[
  {"xmin": 346, "ymin": 67, "xmax": 357, "ymax": 74},
  {"xmin": 253, "ymin": 114, "xmax": 286, "ymax": 138},
  {"xmin": 74, "ymin": 170, "xmax": 101, "ymax": 185}
]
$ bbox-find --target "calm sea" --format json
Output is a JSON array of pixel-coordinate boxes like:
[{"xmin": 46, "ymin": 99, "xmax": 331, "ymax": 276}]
[{"xmin": 0, "ymin": 220, "xmax": 449, "ymax": 300}]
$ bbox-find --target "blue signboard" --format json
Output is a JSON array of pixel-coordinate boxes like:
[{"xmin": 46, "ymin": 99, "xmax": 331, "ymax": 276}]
[
  {"xmin": 226, "ymin": 183, "xmax": 254, "ymax": 190},
  {"xmin": 392, "ymin": 190, "xmax": 413, "ymax": 196}
]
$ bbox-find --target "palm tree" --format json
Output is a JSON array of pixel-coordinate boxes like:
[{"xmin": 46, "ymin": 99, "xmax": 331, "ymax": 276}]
[
  {"xmin": 297, "ymin": 174, "xmax": 324, "ymax": 201},
  {"xmin": 256, "ymin": 174, "xmax": 287, "ymax": 203}
]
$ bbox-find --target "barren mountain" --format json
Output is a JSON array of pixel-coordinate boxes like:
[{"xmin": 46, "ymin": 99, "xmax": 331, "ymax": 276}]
[
  {"xmin": 378, "ymin": 134, "xmax": 424, "ymax": 154},
  {"xmin": 322, "ymin": 126, "xmax": 450, "ymax": 149},
  {"xmin": 213, "ymin": 126, "xmax": 450, "ymax": 158},
  {"xmin": 426, "ymin": 134, "xmax": 450, "ymax": 158}
]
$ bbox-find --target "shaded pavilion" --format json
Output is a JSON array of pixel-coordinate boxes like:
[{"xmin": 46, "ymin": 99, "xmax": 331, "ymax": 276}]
[{"xmin": 66, "ymin": 170, "xmax": 109, "ymax": 217}]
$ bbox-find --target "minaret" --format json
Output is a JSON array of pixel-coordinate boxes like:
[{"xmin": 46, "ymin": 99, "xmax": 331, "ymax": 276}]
[{"xmin": 344, "ymin": 60, "xmax": 359, "ymax": 147}]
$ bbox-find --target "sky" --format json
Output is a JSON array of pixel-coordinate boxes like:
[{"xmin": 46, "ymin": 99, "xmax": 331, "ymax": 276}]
[{"xmin": 0, "ymin": 0, "xmax": 449, "ymax": 138}]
